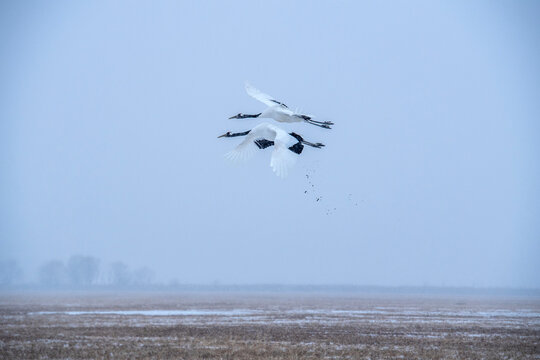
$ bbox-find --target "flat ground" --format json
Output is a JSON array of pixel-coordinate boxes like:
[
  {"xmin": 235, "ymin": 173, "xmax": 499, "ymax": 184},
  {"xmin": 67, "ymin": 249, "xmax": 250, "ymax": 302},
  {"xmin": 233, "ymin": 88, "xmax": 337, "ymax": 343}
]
[{"xmin": 0, "ymin": 292, "xmax": 539, "ymax": 359}]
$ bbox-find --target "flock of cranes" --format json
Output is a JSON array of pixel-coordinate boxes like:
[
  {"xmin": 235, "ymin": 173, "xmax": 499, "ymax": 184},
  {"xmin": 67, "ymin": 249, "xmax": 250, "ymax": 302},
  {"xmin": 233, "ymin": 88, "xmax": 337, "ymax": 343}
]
[{"xmin": 219, "ymin": 83, "xmax": 332, "ymax": 178}]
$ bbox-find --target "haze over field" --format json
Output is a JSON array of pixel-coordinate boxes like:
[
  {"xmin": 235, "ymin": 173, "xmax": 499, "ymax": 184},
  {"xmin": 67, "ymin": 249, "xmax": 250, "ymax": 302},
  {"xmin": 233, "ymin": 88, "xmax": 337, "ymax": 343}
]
[{"xmin": 1, "ymin": 1, "xmax": 539, "ymax": 288}]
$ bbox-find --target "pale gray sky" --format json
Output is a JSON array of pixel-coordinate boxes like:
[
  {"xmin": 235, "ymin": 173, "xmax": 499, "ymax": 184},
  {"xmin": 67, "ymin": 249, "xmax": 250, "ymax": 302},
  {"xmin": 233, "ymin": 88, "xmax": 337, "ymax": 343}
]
[{"xmin": 1, "ymin": 0, "xmax": 539, "ymax": 287}]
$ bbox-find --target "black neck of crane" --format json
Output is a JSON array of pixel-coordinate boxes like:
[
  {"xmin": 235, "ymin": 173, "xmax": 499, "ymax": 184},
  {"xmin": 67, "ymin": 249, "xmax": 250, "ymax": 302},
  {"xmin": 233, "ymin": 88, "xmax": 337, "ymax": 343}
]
[
  {"xmin": 227, "ymin": 130, "xmax": 251, "ymax": 137},
  {"xmin": 238, "ymin": 113, "xmax": 261, "ymax": 119}
]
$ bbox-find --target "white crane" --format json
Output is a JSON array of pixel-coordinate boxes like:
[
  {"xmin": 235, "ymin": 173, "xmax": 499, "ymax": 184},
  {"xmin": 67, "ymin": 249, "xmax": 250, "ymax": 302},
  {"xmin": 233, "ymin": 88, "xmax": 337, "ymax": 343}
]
[
  {"xmin": 218, "ymin": 122, "xmax": 324, "ymax": 178},
  {"xmin": 229, "ymin": 83, "xmax": 334, "ymax": 129}
]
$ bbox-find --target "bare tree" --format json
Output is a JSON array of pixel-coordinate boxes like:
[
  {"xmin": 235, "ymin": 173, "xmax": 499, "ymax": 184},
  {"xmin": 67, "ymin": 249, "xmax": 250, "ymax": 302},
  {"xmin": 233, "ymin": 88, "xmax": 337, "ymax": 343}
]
[
  {"xmin": 108, "ymin": 261, "xmax": 132, "ymax": 286},
  {"xmin": 132, "ymin": 267, "xmax": 155, "ymax": 286},
  {"xmin": 38, "ymin": 260, "xmax": 68, "ymax": 287},
  {"xmin": 0, "ymin": 260, "xmax": 23, "ymax": 286},
  {"xmin": 67, "ymin": 255, "xmax": 100, "ymax": 286}
]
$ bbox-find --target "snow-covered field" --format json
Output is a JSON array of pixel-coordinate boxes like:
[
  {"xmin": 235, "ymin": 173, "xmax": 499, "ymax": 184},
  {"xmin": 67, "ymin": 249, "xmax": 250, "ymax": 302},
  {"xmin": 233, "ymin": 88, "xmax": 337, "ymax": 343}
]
[{"xmin": 1, "ymin": 292, "xmax": 539, "ymax": 359}]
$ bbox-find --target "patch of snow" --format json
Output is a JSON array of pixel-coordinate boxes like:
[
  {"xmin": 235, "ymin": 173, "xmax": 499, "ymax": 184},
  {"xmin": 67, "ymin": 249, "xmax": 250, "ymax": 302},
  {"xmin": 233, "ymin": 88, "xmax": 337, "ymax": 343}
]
[{"xmin": 32, "ymin": 309, "xmax": 261, "ymax": 316}]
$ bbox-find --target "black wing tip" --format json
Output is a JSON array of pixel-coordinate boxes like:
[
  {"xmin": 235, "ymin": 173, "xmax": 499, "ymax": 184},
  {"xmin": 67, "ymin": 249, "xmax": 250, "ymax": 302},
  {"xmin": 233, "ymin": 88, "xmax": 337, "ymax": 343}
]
[
  {"xmin": 254, "ymin": 139, "xmax": 274, "ymax": 149},
  {"xmin": 288, "ymin": 142, "xmax": 304, "ymax": 154},
  {"xmin": 289, "ymin": 132, "xmax": 304, "ymax": 142},
  {"xmin": 270, "ymin": 99, "xmax": 288, "ymax": 108}
]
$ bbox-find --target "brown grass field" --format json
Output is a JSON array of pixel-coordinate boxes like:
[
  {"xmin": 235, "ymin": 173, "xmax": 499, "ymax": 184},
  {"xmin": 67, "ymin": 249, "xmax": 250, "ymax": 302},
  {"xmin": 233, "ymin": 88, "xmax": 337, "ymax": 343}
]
[{"xmin": 0, "ymin": 292, "xmax": 539, "ymax": 359}]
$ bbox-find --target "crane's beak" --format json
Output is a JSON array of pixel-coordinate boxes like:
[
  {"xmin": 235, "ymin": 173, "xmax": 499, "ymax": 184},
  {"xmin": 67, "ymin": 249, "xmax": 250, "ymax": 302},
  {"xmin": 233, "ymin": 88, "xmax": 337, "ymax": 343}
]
[
  {"xmin": 228, "ymin": 115, "xmax": 238, "ymax": 119},
  {"xmin": 217, "ymin": 133, "xmax": 228, "ymax": 138}
]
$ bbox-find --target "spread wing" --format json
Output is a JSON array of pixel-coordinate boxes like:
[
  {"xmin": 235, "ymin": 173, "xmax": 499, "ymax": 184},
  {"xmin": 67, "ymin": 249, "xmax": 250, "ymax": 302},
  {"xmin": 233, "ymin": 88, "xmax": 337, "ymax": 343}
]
[
  {"xmin": 224, "ymin": 132, "xmax": 259, "ymax": 163},
  {"xmin": 245, "ymin": 82, "xmax": 288, "ymax": 109},
  {"xmin": 269, "ymin": 129, "xmax": 298, "ymax": 178},
  {"xmin": 224, "ymin": 123, "xmax": 277, "ymax": 162}
]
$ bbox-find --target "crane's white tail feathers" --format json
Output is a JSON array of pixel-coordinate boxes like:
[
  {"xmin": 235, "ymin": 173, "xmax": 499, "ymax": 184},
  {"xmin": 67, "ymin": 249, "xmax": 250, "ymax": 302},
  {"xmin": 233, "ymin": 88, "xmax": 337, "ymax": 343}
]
[
  {"xmin": 224, "ymin": 140, "xmax": 258, "ymax": 163},
  {"xmin": 270, "ymin": 144, "xmax": 297, "ymax": 178}
]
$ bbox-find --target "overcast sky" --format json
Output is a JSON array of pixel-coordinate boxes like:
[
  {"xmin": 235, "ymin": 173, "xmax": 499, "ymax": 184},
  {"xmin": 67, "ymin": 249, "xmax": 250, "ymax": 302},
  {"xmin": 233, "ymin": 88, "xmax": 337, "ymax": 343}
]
[{"xmin": 1, "ymin": 0, "xmax": 539, "ymax": 287}]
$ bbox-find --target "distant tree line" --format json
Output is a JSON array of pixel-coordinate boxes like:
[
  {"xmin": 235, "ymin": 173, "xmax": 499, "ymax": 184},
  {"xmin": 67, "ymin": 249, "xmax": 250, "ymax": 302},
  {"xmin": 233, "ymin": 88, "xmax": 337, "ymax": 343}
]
[
  {"xmin": 37, "ymin": 255, "xmax": 156, "ymax": 288},
  {"xmin": 38, "ymin": 255, "xmax": 100, "ymax": 287},
  {"xmin": 0, "ymin": 260, "xmax": 23, "ymax": 286},
  {"xmin": 0, "ymin": 256, "xmax": 155, "ymax": 288}
]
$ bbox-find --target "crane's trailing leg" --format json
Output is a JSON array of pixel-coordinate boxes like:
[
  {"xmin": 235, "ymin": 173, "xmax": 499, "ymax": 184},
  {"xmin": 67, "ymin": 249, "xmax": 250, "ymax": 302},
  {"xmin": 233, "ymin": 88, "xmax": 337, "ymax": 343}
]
[
  {"xmin": 289, "ymin": 132, "xmax": 325, "ymax": 148},
  {"xmin": 302, "ymin": 140, "xmax": 325, "ymax": 148},
  {"xmin": 295, "ymin": 115, "xmax": 333, "ymax": 128},
  {"xmin": 309, "ymin": 119, "xmax": 334, "ymax": 126},
  {"xmin": 304, "ymin": 121, "xmax": 332, "ymax": 129},
  {"xmin": 297, "ymin": 114, "xmax": 334, "ymax": 125}
]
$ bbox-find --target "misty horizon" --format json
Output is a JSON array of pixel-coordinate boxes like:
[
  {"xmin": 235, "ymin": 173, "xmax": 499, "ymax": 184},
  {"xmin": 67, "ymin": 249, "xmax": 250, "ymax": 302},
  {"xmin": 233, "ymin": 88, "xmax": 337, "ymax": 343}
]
[
  {"xmin": 1, "ymin": 255, "xmax": 539, "ymax": 295},
  {"xmin": 1, "ymin": 1, "xmax": 539, "ymax": 290}
]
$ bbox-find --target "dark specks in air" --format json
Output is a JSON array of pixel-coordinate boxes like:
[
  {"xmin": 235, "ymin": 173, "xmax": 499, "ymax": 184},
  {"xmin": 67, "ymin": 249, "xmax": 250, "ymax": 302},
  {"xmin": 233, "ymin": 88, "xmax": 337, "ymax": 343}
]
[
  {"xmin": 302, "ymin": 167, "xmax": 367, "ymax": 215},
  {"xmin": 305, "ymin": 169, "xmax": 322, "ymax": 203}
]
